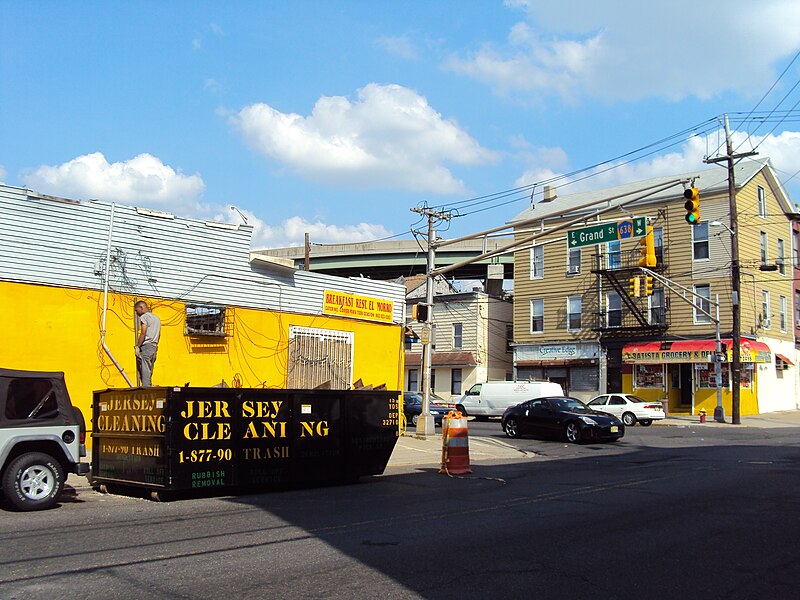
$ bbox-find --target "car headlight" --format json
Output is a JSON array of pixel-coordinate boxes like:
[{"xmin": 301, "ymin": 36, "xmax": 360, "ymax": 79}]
[{"xmin": 579, "ymin": 416, "xmax": 598, "ymax": 425}]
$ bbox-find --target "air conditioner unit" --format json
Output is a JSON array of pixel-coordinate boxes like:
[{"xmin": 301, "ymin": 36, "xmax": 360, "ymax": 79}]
[{"xmin": 567, "ymin": 265, "xmax": 580, "ymax": 274}]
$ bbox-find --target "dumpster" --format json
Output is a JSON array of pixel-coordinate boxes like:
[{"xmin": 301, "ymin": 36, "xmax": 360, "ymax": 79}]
[{"xmin": 91, "ymin": 386, "xmax": 400, "ymax": 497}]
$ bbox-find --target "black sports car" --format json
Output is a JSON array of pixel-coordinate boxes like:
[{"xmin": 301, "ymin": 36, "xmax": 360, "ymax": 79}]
[{"xmin": 501, "ymin": 396, "xmax": 624, "ymax": 443}]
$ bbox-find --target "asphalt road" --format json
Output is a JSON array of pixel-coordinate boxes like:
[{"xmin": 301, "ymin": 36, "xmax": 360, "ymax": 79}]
[{"xmin": 2, "ymin": 424, "xmax": 800, "ymax": 600}]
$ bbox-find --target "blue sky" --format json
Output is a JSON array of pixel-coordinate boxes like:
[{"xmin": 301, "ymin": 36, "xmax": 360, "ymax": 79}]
[{"xmin": 2, "ymin": 1, "xmax": 800, "ymax": 247}]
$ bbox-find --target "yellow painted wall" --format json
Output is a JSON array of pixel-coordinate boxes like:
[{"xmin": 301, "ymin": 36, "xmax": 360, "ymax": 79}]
[{"xmin": 1, "ymin": 281, "xmax": 404, "ymax": 439}]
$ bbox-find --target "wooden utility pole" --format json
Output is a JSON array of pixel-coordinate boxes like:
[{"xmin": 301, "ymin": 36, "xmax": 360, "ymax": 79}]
[{"xmin": 705, "ymin": 114, "xmax": 757, "ymax": 424}]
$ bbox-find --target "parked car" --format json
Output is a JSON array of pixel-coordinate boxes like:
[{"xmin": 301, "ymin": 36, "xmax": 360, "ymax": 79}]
[
  {"xmin": 403, "ymin": 392, "xmax": 451, "ymax": 426},
  {"xmin": 456, "ymin": 380, "xmax": 564, "ymax": 419},
  {"xmin": 501, "ymin": 396, "xmax": 625, "ymax": 444},
  {"xmin": 1, "ymin": 368, "xmax": 89, "ymax": 511},
  {"xmin": 587, "ymin": 394, "xmax": 666, "ymax": 426}
]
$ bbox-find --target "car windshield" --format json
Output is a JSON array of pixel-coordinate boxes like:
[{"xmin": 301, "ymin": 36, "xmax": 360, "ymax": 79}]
[{"xmin": 550, "ymin": 397, "xmax": 590, "ymax": 412}]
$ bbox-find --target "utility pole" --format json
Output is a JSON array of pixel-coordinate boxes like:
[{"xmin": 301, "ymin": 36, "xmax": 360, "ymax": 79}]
[
  {"xmin": 410, "ymin": 206, "xmax": 451, "ymax": 437},
  {"xmin": 705, "ymin": 114, "xmax": 757, "ymax": 424}
]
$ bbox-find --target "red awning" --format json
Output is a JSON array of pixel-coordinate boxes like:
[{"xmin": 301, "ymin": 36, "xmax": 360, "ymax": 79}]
[{"xmin": 776, "ymin": 353, "xmax": 794, "ymax": 366}]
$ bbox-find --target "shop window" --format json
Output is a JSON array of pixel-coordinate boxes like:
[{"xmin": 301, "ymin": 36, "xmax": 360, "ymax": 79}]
[
  {"xmin": 287, "ymin": 326, "xmax": 353, "ymax": 390},
  {"xmin": 606, "ymin": 293, "xmax": 622, "ymax": 328},
  {"xmin": 567, "ymin": 296, "xmax": 582, "ymax": 330},
  {"xmin": 693, "ymin": 284, "xmax": 711, "ymax": 324},
  {"xmin": 635, "ymin": 365, "xmax": 664, "ymax": 389},
  {"xmin": 531, "ymin": 246, "xmax": 544, "ymax": 279},
  {"xmin": 451, "ymin": 369, "xmax": 462, "ymax": 395},
  {"xmin": 185, "ymin": 304, "xmax": 227, "ymax": 337},
  {"xmin": 5, "ymin": 379, "xmax": 59, "ymax": 420},
  {"xmin": 531, "ymin": 299, "xmax": 544, "ymax": 333},
  {"xmin": 453, "ymin": 323, "xmax": 463, "ymax": 349},
  {"xmin": 696, "ymin": 364, "xmax": 729, "ymax": 388},
  {"xmin": 692, "ymin": 223, "xmax": 709, "ymax": 260}
]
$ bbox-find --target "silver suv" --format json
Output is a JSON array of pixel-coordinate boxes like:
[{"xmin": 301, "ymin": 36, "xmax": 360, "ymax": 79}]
[{"xmin": 1, "ymin": 369, "xmax": 89, "ymax": 511}]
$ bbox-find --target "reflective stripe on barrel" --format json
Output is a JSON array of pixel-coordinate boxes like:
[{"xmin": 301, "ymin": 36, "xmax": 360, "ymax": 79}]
[{"xmin": 439, "ymin": 411, "xmax": 472, "ymax": 475}]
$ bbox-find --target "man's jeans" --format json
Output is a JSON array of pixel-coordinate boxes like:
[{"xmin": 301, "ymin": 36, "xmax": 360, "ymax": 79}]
[{"xmin": 137, "ymin": 343, "xmax": 158, "ymax": 387}]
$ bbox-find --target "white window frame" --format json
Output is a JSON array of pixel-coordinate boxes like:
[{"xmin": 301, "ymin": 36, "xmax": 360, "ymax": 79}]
[
  {"xmin": 567, "ymin": 247, "xmax": 581, "ymax": 275},
  {"xmin": 530, "ymin": 298, "xmax": 544, "ymax": 333},
  {"xmin": 780, "ymin": 295, "xmax": 787, "ymax": 331},
  {"xmin": 692, "ymin": 223, "xmax": 709, "ymax": 261},
  {"xmin": 693, "ymin": 284, "xmax": 712, "ymax": 324},
  {"xmin": 606, "ymin": 292, "xmax": 622, "ymax": 328},
  {"xmin": 649, "ymin": 287, "xmax": 666, "ymax": 326},
  {"xmin": 757, "ymin": 186, "xmax": 766, "ymax": 218},
  {"xmin": 453, "ymin": 322, "xmax": 463, "ymax": 349},
  {"xmin": 567, "ymin": 296, "xmax": 582, "ymax": 331},
  {"xmin": 607, "ymin": 240, "xmax": 621, "ymax": 269},
  {"xmin": 530, "ymin": 245, "xmax": 544, "ymax": 280},
  {"xmin": 760, "ymin": 231, "xmax": 768, "ymax": 265},
  {"xmin": 761, "ymin": 290, "xmax": 771, "ymax": 329},
  {"xmin": 777, "ymin": 238, "xmax": 786, "ymax": 275}
]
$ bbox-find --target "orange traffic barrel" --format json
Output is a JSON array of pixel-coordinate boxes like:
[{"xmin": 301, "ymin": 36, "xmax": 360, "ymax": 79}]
[{"xmin": 439, "ymin": 411, "xmax": 472, "ymax": 475}]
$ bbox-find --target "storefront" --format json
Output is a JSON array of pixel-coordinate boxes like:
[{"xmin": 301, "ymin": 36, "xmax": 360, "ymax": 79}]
[
  {"xmin": 621, "ymin": 339, "xmax": 771, "ymax": 416},
  {"xmin": 514, "ymin": 342, "xmax": 602, "ymax": 402}
]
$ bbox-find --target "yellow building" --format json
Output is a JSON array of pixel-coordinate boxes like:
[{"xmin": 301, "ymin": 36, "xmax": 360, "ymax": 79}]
[
  {"xmin": 509, "ymin": 159, "xmax": 797, "ymax": 416},
  {"xmin": 0, "ymin": 184, "xmax": 406, "ymax": 435}
]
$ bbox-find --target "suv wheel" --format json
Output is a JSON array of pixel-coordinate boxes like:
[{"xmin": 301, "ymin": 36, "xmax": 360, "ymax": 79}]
[{"xmin": 2, "ymin": 452, "xmax": 65, "ymax": 511}]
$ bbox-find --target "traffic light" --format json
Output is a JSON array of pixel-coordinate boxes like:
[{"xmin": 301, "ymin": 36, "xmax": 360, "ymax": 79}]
[
  {"xmin": 411, "ymin": 303, "xmax": 429, "ymax": 322},
  {"xmin": 638, "ymin": 225, "xmax": 656, "ymax": 267},
  {"xmin": 628, "ymin": 276, "xmax": 640, "ymax": 297},
  {"xmin": 644, "ymin": 276, "xmax": 654, "ymax": 296},
  {"xmin": 684, "ymin": 187, "xmax": 700, "ymax": 225}
]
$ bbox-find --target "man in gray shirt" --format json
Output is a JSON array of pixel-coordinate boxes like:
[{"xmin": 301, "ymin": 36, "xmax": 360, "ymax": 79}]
[{"xmin": 134, "ymin": 301, "xmax": 161, "ymax": 387}]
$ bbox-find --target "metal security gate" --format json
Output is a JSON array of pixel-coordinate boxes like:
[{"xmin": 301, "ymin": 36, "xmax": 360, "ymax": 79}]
[{"xmin": 286, "ymin": 326, "xmax": 354, "ymax": 390}]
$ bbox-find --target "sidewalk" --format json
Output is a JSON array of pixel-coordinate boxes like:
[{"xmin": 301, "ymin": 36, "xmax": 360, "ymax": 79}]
[
  {"xmin": 388, "ymin": 433, "xmax": 531, "ymax": 467},
  {"xmin": 656, "ymin": 409, "xmax": 800, "ymax": 428}
]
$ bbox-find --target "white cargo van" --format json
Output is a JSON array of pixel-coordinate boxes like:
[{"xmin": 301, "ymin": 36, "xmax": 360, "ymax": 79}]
[{"xmin": 455, "ymin": 381, "xmax": 564, "ymax": 418}]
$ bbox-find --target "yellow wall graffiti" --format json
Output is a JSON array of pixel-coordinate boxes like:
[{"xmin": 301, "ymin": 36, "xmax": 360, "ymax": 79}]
[{"xmin": 1, "ymin": 281, "xmax": 404, "ymax": 440}]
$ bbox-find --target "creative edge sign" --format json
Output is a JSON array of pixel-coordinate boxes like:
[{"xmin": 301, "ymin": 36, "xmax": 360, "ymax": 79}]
[{"xmin": 323, "ymin": 290, "xmax": 394, "ymax": 323}]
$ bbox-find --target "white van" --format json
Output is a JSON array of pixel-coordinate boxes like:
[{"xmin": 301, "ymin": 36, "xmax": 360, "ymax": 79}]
[{"xmin": 455, "ymin": 381, "xmax": 564, "ymax": 418}]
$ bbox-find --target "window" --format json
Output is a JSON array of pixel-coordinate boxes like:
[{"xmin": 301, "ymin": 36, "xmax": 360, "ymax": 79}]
[
  {"xmin": 780, "ymin": 296, "xmax": 787, "ymax": 331},
  {"xmin": 185, "ymin": 304, "xmax": 227, "ymax": 336},
  {"xmin": 506, "ymin": 324, "xmax": 513, "ymax": 353},
  {"xmin": 567, "ymin": 247, "xmax": 581, "ymax": 274},
  {"xmin": 531, "ymin": 299, "xmax": 544, "ymax": 333},
  {"xmin": 5, "ymin": 379, "xmax": 59, "ymax": 420},
  {"xmin": 607, "ymin": 240, "xmax": 621, "ymax": 269},
  {"xmin": 692, "ymin": 223, "xmax": 709, "ymax": 260},
  {"xmin": 653, "ymin": 226, "xmax": 664, "ymax": 265},
  {"xmin": 531, "ymin": 245, "xmax": 544, "ymax": 279},
  {"xmin": 453, "ymin": 323, "xmax": 463, "ymax": 349},
  {"xmin": 451, "ymin": 369, "xmax": 463, "ymax": 395},
  {"xmin": 287, "ymin": 326, "xmax": 354, "ymax": 390},
  {"xmin": 760, "ymin": 231, "xmax": 768, "ymax": 266},
  {"xmin": 609, "ymin": 396, "xmax": 626, "ymax": 406},
  {"xmin": 761, "ymin": 290, "xmax": 771, "ymax": 328},
  {"xmin": 649, "ymin": 288, "xmax": 666, "ymax": 325},
  {"xmin": 796, "ymin": 291, "xmax": 800, "ymax": 329},
  {"xmin": 408, "ymin": 369, "xmax": 419, "ymax": 392},
  {"xmin": 567, "ymin": 296, "xmax": 582, "ymax": 330},
  {"xmin": 757, "ymin": 186, "xmax": 766, "ymax": 218},
  {"xmin": 606, "ymin": 293, "xmax": 622, "ymax": 328},
  {"xmin": 570, "ymin": 367, "xmax": 599, "ymax": 391},
  {"xmin": 693, "ymin": 284, "xmax": 711, "ymax": 324},
  {"xmin": 794, "ymin": 230, "xmax": 800, "ymax": 266},
  {"xmin": 430, "ymin": 369, "xmax": 436, "ymax": 392},
  {"xmin": 777, "ymin": 239, "xmax": 786, "ymax": 275}
]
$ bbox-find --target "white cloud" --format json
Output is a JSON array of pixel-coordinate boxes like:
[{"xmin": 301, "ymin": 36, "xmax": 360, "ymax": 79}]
[
  {"xmin": 22, "ymin": 152, "xmax": 207, "ymax": 214},
  {"xmin": 192, "ymin": 35, "xmax": 202, "ymax": 51},
  {"xmin": 232, "ymin": 210, "xmax": 393, "ymax": 249},
  {"xmin": 449, "ymin": 1, "xmax": 800, "ymax": 102},
  {"xmin": 210, "ymin": 23, "xmax": 225, "ymax": 37},
  {"xmin": 204, "ymin": 78, "xmax": 224, "ymax": 94},
  {"xmin": 376, "ymin": 35, "xmax": 418, "ymax": 60},
  {"xmin": 230, "ymin": 83, "xmax": 496, "ymax": 194},
  {"xmin": 515, "ymin": 129, "xmax": 800, "ymax": 198}
]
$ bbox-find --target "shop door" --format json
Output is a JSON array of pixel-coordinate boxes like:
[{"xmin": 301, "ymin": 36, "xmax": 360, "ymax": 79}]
[{"xmin": 679, "ymin": 364, "xmax": 693, "ymax": 406}]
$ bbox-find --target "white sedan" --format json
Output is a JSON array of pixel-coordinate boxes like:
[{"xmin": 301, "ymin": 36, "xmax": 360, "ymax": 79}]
[{"xmin": 587, "ymin": 394, "xmax": 666, "ymax": 426}]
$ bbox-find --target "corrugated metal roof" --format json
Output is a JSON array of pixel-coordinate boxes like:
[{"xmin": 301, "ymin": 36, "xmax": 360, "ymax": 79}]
[
  {"xmin": 0, "ymin": 184, "xmax": 406, "ymax": 323},
  {"xmin": 509, "ymin": 158, "xmax": 785, "ymax": 225}
]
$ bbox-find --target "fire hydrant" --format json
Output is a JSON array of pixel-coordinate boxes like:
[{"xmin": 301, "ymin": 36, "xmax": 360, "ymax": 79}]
[{"xmin": 699, "ymin": 408, "xmax": 707, "ymax": 424}]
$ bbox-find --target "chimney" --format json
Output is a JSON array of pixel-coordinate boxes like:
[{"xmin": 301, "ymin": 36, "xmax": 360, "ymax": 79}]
[
  {"xmin": 542, "ymin": 185, "xmax": 557, "ymax": 203},
  {"xmin": 486, "ymin": 263, "xmax": 504, "ymax": 297}
]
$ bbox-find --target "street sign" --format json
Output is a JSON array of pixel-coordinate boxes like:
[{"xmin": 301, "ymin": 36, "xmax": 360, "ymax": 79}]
[{"xmin": 568, "ymin": 217, "xmax": 647, "ymax": 248}]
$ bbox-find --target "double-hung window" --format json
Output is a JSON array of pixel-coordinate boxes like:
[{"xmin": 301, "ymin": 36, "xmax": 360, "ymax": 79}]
[
  {"xmin": 531, "ymin": 246, "xmax": 544, "ymax": 279},
  {"xmin": 777, "ymin": 239, "xmax": 786, "ymax": 275},
  {"xmin": 606, "ymin": 293, "xmax": 622, "ymax": 328},
  {"xmin": 531, "ymin": 299, "xmax": 544, "ymax": 333},
  {"xmin": 567, "ymin": 296, "xmax": 582, "ymax": 330},
  {"xmin": 693, "ymin": 284, "xmax": 711, "ymax": 324},
  {"xmin": 757, "ymin": 186, "xmax": 767, "ymax": 218},
  {"xmin": 692, "ymin": 223, "xmax": 709, "ymax": 260}
]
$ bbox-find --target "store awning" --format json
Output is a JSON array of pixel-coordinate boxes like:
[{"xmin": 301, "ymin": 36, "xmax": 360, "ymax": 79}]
[
  {"xmin": 776, "ymin": 353, "xmax": 794, "ymax": 366},
  {"xmin": 622, "ymin": 339, "xmax": 772, "ymax": 364},
  {"xmin": 405, "ymin": 351, "xmax": 477, "ymax": 368}
]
